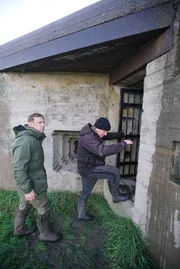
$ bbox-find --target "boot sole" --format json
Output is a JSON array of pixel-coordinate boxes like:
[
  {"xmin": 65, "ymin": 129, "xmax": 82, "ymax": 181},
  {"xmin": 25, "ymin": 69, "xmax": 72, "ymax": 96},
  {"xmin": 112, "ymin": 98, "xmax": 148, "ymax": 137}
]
[
  {"xmin": 113, "ymin": 199, "xmax": 129, "ymax": 203},
  {"xmin": 13, "ymin": 231, "xmax": 35, "ymax": 236},
  {"xmin": 39, "ymin": 234, "xmax": 62, "ymax": 242},
  {"xmin": 77, "ymin": 217, "xmax": 94, "ymax": 221},
  {"xmin": 39, "ymin": 236, "xmax": 62, "ymax": 242}
]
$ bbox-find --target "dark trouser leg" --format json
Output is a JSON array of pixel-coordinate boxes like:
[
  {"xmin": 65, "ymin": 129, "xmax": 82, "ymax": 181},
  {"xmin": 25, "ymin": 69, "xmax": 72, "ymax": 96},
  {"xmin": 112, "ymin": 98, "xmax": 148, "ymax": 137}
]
[
  {"xmin": 84, "ymin": 165, "xmax": 129, "ymax": 203},
  {"xmin": 77, "ymin": 165, "xmax": 129, "ymax": 221},
  {"xmin": 77, "ymin": 176, "xmax": 98, "ymax": 221}
]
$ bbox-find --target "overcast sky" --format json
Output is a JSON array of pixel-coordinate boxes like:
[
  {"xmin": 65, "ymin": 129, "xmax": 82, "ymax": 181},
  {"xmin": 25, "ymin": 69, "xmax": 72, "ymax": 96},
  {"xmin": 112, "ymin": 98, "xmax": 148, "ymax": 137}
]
[{"xmin": 0, "ymin": 0, "xmax": 99, "ymax": 46}]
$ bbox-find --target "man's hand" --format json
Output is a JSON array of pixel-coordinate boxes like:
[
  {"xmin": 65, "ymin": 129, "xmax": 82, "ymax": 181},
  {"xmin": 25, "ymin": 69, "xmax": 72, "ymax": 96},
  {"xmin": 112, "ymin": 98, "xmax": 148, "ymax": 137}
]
[
  {"xmin": 24, "ymin": 190, "xmax": 37, "ymax": 201},
  {"xmin": 124, "ymin": 140, "xmax": 133, "ymax": 145}
]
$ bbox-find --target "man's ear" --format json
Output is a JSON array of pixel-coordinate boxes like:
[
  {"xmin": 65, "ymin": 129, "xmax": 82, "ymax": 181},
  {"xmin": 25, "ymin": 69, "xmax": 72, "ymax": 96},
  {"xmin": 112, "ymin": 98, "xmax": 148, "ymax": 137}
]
[{"xmin": 28, "ymin": 122, "xmax": 34, "ymax": 127}]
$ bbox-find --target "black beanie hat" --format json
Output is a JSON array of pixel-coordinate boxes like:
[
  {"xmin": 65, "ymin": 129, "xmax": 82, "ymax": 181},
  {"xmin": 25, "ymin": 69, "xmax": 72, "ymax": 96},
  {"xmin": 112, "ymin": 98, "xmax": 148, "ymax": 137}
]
[{"xmin": 94, "ymin": 117, "xmax": 111, "ymax": 131}]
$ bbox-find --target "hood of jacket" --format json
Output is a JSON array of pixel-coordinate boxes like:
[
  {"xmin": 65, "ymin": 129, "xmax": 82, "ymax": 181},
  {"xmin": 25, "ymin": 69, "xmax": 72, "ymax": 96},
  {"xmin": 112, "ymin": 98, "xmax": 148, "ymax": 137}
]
[
  {"xmin": 80, "ymin": 123, "xmax": 98, "ymax": 138},
  {"xmin": 13, "ymin": 124, "xmax": 46, "ymax": 141}
]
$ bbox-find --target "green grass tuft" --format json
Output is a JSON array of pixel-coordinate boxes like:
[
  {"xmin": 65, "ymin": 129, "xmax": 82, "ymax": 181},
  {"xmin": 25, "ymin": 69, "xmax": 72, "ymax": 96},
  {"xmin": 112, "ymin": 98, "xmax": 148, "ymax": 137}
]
[
  {"xmin": 105, "ymin": 217, "xmax": 153, "ymax": 269},
  {"xmin": 0, "ymin": 190, "xmax": 19, "ymax": 212}
]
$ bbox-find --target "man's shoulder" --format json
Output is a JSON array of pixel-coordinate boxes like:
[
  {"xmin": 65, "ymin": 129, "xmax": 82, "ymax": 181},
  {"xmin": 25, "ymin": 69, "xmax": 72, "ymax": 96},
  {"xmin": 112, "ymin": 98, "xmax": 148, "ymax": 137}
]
[
  {"xmin": 80, "ymin": 132, "xmax": 99, "ymax": 143},
  {"xmin": 81, "ymin": 131, "xmax": 94, "ymax": 139},
  {"xmin": 14, "ymin": 133, "xmax": 37, "ymax": 145}
]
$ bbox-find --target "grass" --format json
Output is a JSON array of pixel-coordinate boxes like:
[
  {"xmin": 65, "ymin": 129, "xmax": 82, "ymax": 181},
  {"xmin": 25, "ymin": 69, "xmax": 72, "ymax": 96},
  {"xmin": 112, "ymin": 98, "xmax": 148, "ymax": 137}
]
[
  {"xmin": 0, "ymin": 189, "xmax": 154, "ymax": 269},
  {"xmin": 105, "ymin": 218, "xmax": 153, "ymax": 269}
]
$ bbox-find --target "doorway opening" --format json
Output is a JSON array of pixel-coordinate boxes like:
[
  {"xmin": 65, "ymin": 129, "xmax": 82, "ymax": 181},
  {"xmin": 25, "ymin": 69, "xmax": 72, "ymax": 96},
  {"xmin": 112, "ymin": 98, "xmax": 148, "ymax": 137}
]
[
  {"xmin": 117, "ymin": 88, "xmax": 143, "ymax": 177},
  {"xmin": 115, "ymin": 69, "xmax": 145, "ymax": 200}
]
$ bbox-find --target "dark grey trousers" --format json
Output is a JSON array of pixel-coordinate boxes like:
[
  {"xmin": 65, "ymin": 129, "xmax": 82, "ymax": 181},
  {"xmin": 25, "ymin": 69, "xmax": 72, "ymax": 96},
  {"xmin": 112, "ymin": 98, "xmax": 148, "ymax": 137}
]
[{"xmin": 79, "ymin": 165, "xmax": 120, "ymax": 200}]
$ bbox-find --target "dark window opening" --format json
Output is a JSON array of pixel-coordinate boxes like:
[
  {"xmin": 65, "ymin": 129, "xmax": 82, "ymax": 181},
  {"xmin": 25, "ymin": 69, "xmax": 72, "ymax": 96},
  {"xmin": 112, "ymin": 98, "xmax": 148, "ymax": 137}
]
[{"xmin": 52, "ymin": 130, "xmax": 80, "ymax": 172}]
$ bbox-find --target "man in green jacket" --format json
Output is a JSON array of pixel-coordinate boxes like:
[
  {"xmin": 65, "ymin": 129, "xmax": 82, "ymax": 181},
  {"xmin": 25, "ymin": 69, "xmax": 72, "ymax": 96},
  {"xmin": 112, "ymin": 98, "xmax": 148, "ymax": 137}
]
[{"xmin": 12, "ymin": 113, "xmax": 61, "ymax": 242}]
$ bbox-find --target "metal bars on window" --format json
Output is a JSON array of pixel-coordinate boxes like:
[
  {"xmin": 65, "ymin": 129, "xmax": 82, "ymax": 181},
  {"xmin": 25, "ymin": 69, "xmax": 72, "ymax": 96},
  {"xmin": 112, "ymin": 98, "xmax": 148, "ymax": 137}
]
[{"xmin": 116, "ymin": 89, "xmax": 143, "ymax": 178}]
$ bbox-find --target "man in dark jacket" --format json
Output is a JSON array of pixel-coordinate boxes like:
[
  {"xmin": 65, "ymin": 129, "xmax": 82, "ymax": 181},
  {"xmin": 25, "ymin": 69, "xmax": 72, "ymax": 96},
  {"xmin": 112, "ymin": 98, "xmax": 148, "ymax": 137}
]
[
  {"xmin": 77, "ymin": 117, "xmax": 133, "ymax": 221},
  {"xmin": 12, "ymin": 113, "xmax": 61, "ymax": 242}
]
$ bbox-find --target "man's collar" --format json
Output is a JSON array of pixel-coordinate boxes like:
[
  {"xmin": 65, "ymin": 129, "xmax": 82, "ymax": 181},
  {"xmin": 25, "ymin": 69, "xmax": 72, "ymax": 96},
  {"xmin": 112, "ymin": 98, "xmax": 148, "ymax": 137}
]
[{"xmin": 91, "ymin": 125, "xmax": 101, "ymax": 138}]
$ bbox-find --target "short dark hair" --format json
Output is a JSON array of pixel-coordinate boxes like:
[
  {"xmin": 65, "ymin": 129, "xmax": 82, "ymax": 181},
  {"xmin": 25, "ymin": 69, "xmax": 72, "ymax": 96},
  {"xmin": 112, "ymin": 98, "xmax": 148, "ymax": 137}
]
[{"xmin": 28, "ymin": 113, "xmax": 44, "ymax": 122}]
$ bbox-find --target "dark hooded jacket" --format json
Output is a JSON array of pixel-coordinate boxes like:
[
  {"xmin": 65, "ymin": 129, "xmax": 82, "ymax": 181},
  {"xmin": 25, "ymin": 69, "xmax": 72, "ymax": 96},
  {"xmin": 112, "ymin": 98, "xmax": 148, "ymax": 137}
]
[
  {"xmin": 12, "ymin": 124, "xmax": 48, "ymax": 195},
  {"xmin": 77, "ymin": 124, "xmax": 127, "ymax": 176}
]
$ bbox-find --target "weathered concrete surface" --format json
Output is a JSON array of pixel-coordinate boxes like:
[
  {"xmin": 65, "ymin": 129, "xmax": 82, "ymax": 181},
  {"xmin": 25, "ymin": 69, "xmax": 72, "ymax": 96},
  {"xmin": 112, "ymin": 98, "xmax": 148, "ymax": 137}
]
[
  {"xmin": 0, "ymin": 72, "xmax": 119, "ymax": 195},
  {"xmin": 0, "ymin": 73, "xmax": 14, "ymax": 190},
  {"xmin": 133, "ymin": 15, "xmax": 180, "ymax": 269}
]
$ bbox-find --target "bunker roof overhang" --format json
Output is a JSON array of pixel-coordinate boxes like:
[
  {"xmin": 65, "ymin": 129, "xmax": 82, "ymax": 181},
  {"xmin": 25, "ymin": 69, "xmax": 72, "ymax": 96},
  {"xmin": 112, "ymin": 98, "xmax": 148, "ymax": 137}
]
[{"xmin": 0, "ymin": 0, "xmax": 175, "ymax": 84}]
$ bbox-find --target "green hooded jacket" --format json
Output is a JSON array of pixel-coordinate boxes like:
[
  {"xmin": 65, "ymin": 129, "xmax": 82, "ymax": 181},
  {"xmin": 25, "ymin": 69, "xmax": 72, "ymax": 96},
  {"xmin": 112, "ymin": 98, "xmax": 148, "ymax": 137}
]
[{"xmin": 12, "ymin": 124, "xmax": 48, "ymax": 195}]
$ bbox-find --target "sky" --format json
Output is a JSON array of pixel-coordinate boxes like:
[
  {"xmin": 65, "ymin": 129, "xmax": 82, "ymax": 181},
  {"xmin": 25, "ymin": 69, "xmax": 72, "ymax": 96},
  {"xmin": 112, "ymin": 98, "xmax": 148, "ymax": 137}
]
[{"xmin": 0, "ymin": 0, "xmax": 99, "ymax": 46}]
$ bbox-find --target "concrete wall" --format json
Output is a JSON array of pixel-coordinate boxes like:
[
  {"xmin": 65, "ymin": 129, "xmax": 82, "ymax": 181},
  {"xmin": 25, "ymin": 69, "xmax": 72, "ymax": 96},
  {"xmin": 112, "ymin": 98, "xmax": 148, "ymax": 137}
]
[
  {"xmin": 0, "ymin": 72, "xmax": 120, "ymax": 194},
  {"xmin": 133, "ymin": 19, "xmax": 180, "ymax": 269},
  {"xmin": 0, "ymin": 73, "xmax": 14, "ymax": 190}
]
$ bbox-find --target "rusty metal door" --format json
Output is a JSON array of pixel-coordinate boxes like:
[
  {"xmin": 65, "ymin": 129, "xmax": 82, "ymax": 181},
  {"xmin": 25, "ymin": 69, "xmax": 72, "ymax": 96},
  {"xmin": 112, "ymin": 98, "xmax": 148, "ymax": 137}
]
[{"xmin": 116, "ymin": 88, "xmax": 143, "ymax": 178}]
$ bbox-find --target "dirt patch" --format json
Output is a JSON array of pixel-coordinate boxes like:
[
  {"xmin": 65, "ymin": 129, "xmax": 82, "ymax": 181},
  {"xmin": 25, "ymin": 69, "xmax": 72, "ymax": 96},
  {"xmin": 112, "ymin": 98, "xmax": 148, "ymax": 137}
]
[{"xmin": 19, "ymin": 212, "xmax": 109, "ymax": 269}]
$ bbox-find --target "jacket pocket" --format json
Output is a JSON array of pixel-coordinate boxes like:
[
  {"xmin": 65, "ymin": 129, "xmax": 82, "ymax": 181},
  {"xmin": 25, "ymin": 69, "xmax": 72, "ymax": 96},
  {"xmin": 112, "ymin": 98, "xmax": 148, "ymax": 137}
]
[{"xmin": 32, "ymin": 177, "xmax": 48, "ymax": 194}]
